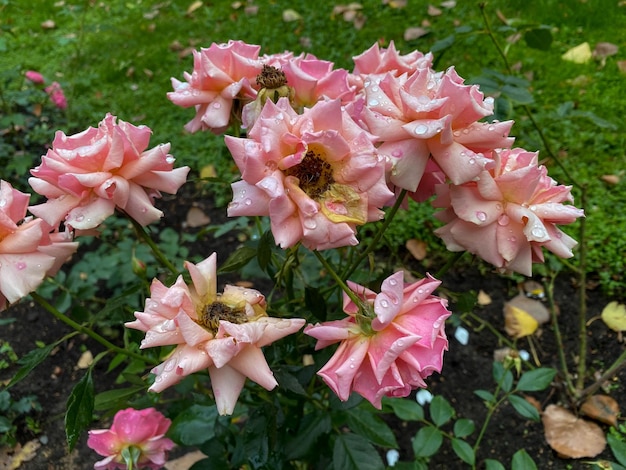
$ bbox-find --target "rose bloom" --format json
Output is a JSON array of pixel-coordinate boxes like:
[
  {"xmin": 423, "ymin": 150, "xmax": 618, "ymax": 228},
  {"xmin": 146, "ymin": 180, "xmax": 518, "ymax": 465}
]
[
  {"xmin": 167, "ymin": 40, "xmax": 263, "ymax": 134},
  {"xmin": 226, "ymin": 97, "xmax": 393, "ymax": 250},
  {"xmin": 126, "ymin": 253, "xmax": 305, "ymax": 416},
  {"xmin": 359, "ymin": 66, "xmax": 514, "ymax": 192},
  {"xmin": 0, "ymin": 180, "xmax": 77, "ymax": 311},
  {"xmin": 304, "ymin": 272, "xmax": 450, "ymax": 408},
  {"xmin": 25, "ymin": 70, "xmax": 45, "ymax": 84},
  {"xmin": 28, "ymin": 113, "xmax": 189, "ymax": 230},
  {"xmin": 87, "ymin": 407, "xmax": 174, "ymax": 470},
  {"xmin": 433, "ymin": 147, "xmax": 584, "ymax": 276},
  {"xmin": 45, "ymin": 81, "xmax": 67, "ymax": 110}
]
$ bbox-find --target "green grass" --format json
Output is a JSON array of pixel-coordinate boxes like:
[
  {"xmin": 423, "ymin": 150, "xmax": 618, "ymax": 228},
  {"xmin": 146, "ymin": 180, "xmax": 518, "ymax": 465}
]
[{"xmin": 1, "ymin": 0, "xmax": 625, "ymax": 296}]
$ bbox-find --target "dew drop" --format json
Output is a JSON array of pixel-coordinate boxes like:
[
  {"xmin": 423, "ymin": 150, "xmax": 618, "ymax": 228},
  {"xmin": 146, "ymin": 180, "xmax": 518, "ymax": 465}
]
[
  {"xmin": 244, "ymin": 198, "xmax": 252, "ymax": 206},
  {"xmin": 417, "ymin": 288, "xmax": 424, "ymax": 294},
  {"xmin": 389, "ymin": 278, "xmax": 397, "ymax": 286},
  {"xmin": 453, "ymin": 130, "xmax": 461, "ymax": 137},
  {"xmin": 391, "ymin": 149, "xmax": 403, "ymax": 158},
  {"xmin": 75, "ymin": 214, "xmax": 85, "ymax": 222},
  {"xmin": 368, "ymin": 99, "xmax": 379, "ymax": 106},
  {"xmin": 508, "ymin": 236, "xmax": 517, "ymax": 243},
  {"xmin": 531, "ymin": 227, "xmax": 546, "ymax": 238},
  {"xmin": 380, "ymin": 299, "xmax": 389, "ymax": 308},
  {"xmin": 303, "ymin": 219, "xmax": 317, "ymax": 230},
  {"xmin": 0, "ymin": 199, "xmax": 6, "ymax": 207},
  {"xmin": 488, "ymin": 125, "xmax": 495, "ymax": 131},
  {"xmin": 498, "ymin": 214, "xmax": 510, "ymax": 226},
  {"xmin": 468, "ymin": 158, "xmax": 476, "ymax": 165},
  {"xmin": 15, "ymin": 261, "xmax": 26, "ymax": 270},
  {"xmin": 484, "ymin": 97, "xmax": 494, "ymax": 106},
  {"xmin": 371, "ymin": 85, "xmax": 380, "ymax": 92},
  {"xmin": 414, "ymin": 124, "xmax": 428, "ymax": 135},
  {"xmin": 396, "ymin": 339, "xmax": 404, "ymax": 347},
  {"xmin": 476, "ymin": 211, "xmax": 487, "ymax": 222},
  {"xmin": 212, "ymin": 101, "xmax": 221, "ymax": 109},
  {"xmin": 462, "ymin": 128, "xmax": 469, "ymax": 135}
]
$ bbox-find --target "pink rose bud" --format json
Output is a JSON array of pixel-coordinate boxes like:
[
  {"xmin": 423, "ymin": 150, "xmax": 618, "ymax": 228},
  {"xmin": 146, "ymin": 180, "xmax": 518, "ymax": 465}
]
[{"xmin": 25, "ymin": 70, "xmax": 45, "ymax": 84}]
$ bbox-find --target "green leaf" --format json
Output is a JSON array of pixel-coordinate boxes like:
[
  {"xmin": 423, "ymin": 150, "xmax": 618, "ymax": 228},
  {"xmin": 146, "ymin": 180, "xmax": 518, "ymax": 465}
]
[
  {"xmin": 501, "ymin": 84, "xmax": 534, "ymax": 104},
  {"xmin": 273, "ymin": 368, "xmax": 307, "ymax": 396},
  {"xmin": 169, "ymin": 404, "xmax": 218, "ymax": 446},
  {"xmin": 453, "ymin": 418, "xmax": 475, "ymax": 438},
  {"xmin": 451, "ymin": 437, "xmax": 475, "ymax": 465},
  {"xmin": 383, "ymin": 397, "xmax": 424, "ymax": 421},
  {"xmin": 608, "ymin": 432, "xmax": 626, "ymax": 466},
  {"xmin": 333, "ymin": 433, "xmax": 384, "ymax": 470},
  {"xmin": 93, "ymin": 386, "xmax": 145, "ymax": 411},
  {"xmin": 484, "ymin": 458, "xmax": 506, "ymax": 470},
  {"xmin": 511, "ymin": 449, "xmax": 537, "ymax": 470},
  {"xmin": 257, "ymin": 230, "xmax": 274, "ymax": 271},
  {"xmin": 524, "ymin": 27, "xmax": 553, "ymax": 50},
  {"xmin": 430, "ymin": 395, "xmax": 454, "ymax": 427},
  {"xmin": 65, "ymin": 370, "xmax": 94, "ymax": 451},
  {"xmin": 6, "ymin": 342, "xmax": 56, "ymax": 389},
  {"xmin": 431, "ymin": 34, "xmax": 455, "ymax": 53},
  {"xmin": 217, "ymin": 246, "xmax": 257, "ymax": 273},
  {"xmin": 412, "ymin": 426, "xmax": 443, "ymax": 458},
  {"xmin": 474, "ymin": 389, "xmax": 495, "ymax": 402},
  {"xmin": 508, "ymin": 395, "xmax": 540, "ymax": 421},
  {"xmin": 305, "ymin": 286, "xmax": 327, "ymax": 321},
  {"xmin": 285, "ymin": 412, "xmax": 331, "ymax": 460},
  {"xmin": 516, "ymin": 367, "xmax": 556, "ymax": 392},
  {"xmin": 346, "ymin": 407, "xmax": 398, "ymax": 447}
]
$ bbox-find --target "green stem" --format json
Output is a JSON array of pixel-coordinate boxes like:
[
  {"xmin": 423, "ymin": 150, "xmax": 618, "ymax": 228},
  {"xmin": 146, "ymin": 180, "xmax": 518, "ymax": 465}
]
[
  {"xmin": 435, "ymin": 251, "xmax": 465, "ymax": 279},
  {"xmin": 313, "ymin": 250, "xmax": 364, "ymax": 309},
  {"xmin": 577, "ymin": 348, "xmax": 626, "ymax": 402},
  {"xmin": 341, "ymin": 189, "xmax": 408, "ymax": 280},
  {"xmin": 31, "ymin": 292, "xmax": 154, "ymax": 365},
  {"xmin": 126, "ymin": 214, "xmax": 179, "ymax": 276},
  {"xmin": 544, "ymin": 276, "xmax": 575, "ymax": 396}
]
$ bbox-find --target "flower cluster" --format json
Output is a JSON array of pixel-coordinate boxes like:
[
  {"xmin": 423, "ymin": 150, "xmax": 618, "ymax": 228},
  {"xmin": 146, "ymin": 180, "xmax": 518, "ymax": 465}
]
[
  {"xmin": 25, "ymin": 70, "xmax": 67, "ymax": 110},
  {"xmin": 87, "ymin": 407, "xmax": 174, "ymax": 470},
  {"xmin": 169, "ymin": 39, "xmax": 582, "ymax": 272},
  {"xmin": 126, "ymin": 253, "xmax": 306, "ymax": 415},
  {"xmin": 305, "ymin": 273, "xmax": 450, "ymax": 408}
]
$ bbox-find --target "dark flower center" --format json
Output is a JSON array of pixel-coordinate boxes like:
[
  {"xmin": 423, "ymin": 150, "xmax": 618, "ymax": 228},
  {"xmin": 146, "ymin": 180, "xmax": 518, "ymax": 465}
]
[
  {"xmin": 256, "ymin": 65, "xmax": 288, "ymax": 89},
  {"xmin": 285, "ymin": 150, "xmax": 334, "ymax": 200},
  {"xmin": 200, "ymin": 301, "xmax": 247, "ymax": 333}
]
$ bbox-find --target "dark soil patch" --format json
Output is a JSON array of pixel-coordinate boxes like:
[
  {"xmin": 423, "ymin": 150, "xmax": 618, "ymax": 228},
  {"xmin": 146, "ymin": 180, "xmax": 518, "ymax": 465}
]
[{"xmin": 1, "ymin": 185, "xmax": 624, "ymax": 470}]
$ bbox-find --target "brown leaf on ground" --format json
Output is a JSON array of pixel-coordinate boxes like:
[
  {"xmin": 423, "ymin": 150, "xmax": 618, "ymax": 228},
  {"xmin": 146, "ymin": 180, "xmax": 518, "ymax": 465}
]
[
  {"xmin": 601, "ymin": 174, "xmax": 620, "ymax": 185},
  {"xmin": 477, "ymin": 289, "xmax": 492, "ymax": 306},
  {"xmin": 618, "ymin": 60, "xmax": 626, "ymax": 74},
  {"xmin": 427, "ymin": 5, "xmax": 442, "ymax": 16},
  {"xmin": 505, "ymin": 294, "xmax": 550, "ymax": 324},
  {"xmin": 504, "ymin": 304, "xmax": 538, "ymax": 338},
  {"xmin": 185, "ymin": 207, "xmax": 211, "ymax": 228},
  {"xmin": 580, "ymin": 395, "xmax": 620, "ymax": 427},
  {"xmin": 0, "ymin": 440, "xmax": 41, "ymax": 470},
  {"xmin": 542, "ymin": 404, "xmax": 606, "ymax": 459},
  {"xmin": 164, "ymin": 450, "xmax": 207, "ymax": 470},
  {"xmin": 41, "ymin": 20, "xmax": 56, "ymax": 29},
  {"xmin": 405, "ymin": 239, "xmax": 427, "ymax": 260},
  {"xmin": 593, "ymin": 42, "xmax": 619, "ymax": 59},
  {"xmin": 404, "ymin": 27, "xmax": 428, "ymax": 41}
]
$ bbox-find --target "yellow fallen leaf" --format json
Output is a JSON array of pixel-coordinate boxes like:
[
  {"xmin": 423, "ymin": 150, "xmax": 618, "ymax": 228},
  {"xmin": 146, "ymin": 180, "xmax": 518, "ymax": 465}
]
[
  {"xmin": 282, "ymin": 9, "xmax": 302, "ymax": 22},
  {"xmin": 477, "ymin": 290, "xmax": 492, "ymax": 306},
  {"xmin": 504, "ymin": 304, "xmax": 538, "ymax": 338},
  {"xmin": 200, "ymin": 164, "xmax": 216, "ymax": 179},
  {"xmin": 186, "ymin": 1, "xmax": 203, "ymax": 15},
  {"xmin": 562, "ymin": 42, "xmax": 592, "ymax": 64},
  {"xmin": 601, "ymin": 301, "xmax": 626, "ymax": 332}
]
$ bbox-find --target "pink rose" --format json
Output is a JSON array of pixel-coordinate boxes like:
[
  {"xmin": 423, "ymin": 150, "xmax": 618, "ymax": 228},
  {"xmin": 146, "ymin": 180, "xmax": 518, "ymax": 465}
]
[
  {"xmin": 226, "ymin": 97, "xmax": 393, "ymax": 250},
  {"xmin": 126, "ymin": 253, "xmax": 305, "ymax": 415},
  {"xmin": 359, "ymin": 66, "xmax": 514, "ymax": 192},
  {"xmin": 87, "ymin": 407, "xmax": 174, "ymax": 470},
  {"xmin": 433, "ymin": 147, "xmax": 584, "ymax": 275},
  {"xmin": 305, "ymin": 272, "xmax": 451, "ymax": 408},
  {"xmin": 25, "ymin": 70, "xmax": 45, "ymax": 84},
  {"xmin": 167, "ymin": 40, "xmax": 263, "ymax": 134},
  {"xmin": 45, "ymin": 81, "xmax": 67, "ymax": 109},
  {"xmin": 28, "ymin": 114, "xmax": 189, "ymax": 230},
  {"xmin": 0, "ymin": 180, "xmax": 78, "ymax": 311}
]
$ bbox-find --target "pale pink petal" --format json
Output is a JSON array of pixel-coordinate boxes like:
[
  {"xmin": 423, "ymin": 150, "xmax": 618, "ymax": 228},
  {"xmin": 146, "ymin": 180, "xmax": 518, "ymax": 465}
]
[{"xmin": 209, "ymin": 364, "xmax": 247, "ymax": 416}]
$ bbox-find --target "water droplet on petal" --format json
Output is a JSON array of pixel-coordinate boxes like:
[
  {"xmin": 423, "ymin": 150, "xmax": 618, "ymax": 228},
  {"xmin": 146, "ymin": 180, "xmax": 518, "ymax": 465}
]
[
  {"xmin": 244, "ymin": 198, "xmax": 252, "ymax": 206},
  {"xmin": 476, "ymin": 211, "xmax": 487, "ymax": 222},
  {"xmin": 414, "ymin": 124, "xmax": 428, "ymax": 135},
  {"xmin": 368, "ymin": 99, "xmax": 379, "ymax": 106},
  {"xmin": 166, "ymin": 156, "xmax": 175, "ymax": 164},
  {"xmin": 529, "ymin": 205, "xmax": 537, "ymax": 211},
  {"xmin": 498, "ymin": 214, "xmax": 510, "ymax": 226},
  {"xmin": 75, "ymin": 214, "xmax": 84, "ymax": 222},
  {"xmin": 212, "ymin": 101, "xmax": 221, "ymax": 109},
  {"xmin": 453, "ymin": 130, "xmax": 461, "ymax": 137},
  {"xmin": 468, "ymin": 158, "xmax": 476, "ymax": 165},
  {"xmin": 389, "ymin": 278, "xmax": 397, "ymax": 286},
  {"xmin": 380, "ymin": 299, "xmax": 389, "ymax": 308},
  {"xmin": 0, "ymin": 199, "xmax": 6, "ymax": 207},
  {"xmin": 488, "ymin": 125, "xmax": 495, "ymax": 131},
  {"xmin": 531, "ymin": 227, "xmax": 546, "ymax": 238},
  {"xmin": 391, "ymin": 149, "xmax": 403, "ymax": 158},
  {"xmin": 15, "ymin": 261, "xmax": 26, "ymax": 270},
  {"xmin": 303, "ymin": 219, "xmax": 317, "ymax": 230}
]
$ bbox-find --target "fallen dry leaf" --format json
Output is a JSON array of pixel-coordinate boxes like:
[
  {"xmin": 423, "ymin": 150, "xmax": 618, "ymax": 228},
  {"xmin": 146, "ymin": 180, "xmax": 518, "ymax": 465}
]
[
  {"xmin": 164, "ymin": 450, "xmax": 207, "ymax": 470},
  {"xmin": 601, "ymin": 300, "xmax": 626, "ymax": 341},
  {"xmin": 505, "ymin": 294, "xmax": 550, "ymax": 324},
  {"xmin": 77, "ymin": 350, "xmax": 93, "ymax": 369},
  {"xmin": 618, "ymin": 60, "xmax": 626, "ymax": 74},
  {"xmin": 427, "ymin": 4, "xmax": 442, "ymax": 16},
  {"xmin": 601, "ymin": 174, "xmax": 620, "ymax": 185},
  {"xmin": 0, "ymin": 440, "xmax": 41, "ymax": 470},
  {"xmin": 580, "ymin": 395, "xmax": 619, "ymax": 427},
  {"xmin": 441, "ymin": 0, "xmax": 456, "ymax": 7},
  {"xmin": 41, "ymin": 20, "xmax": 56, "ymax": 29},
  {"xmin": 185, "ymin": 207, "xmax": 211, "ymax": 228},
  {"xmin": 186, "ymin": 1, "xmax": 203, "ymax": 15},
  {"xmin": 504, "ymin": 304, "xmax": 538, "ymax": 338},
  {"xmin": 282, "ymin": 8, "xmax": 302, "ymax": 22},
  {"xmin": 477, "ymin": 290, "xmax": 492, "ymax": 306},
  {"xmin": 593, "ymin": 42, "xmax": 619, "ymax": 59},
  {"xmin": 562, "ymin": 42, "xmax": 592, "ymax": 64},
  {"xmin": 405, "ymin": 239, "xmax": 427, "ymax": 260},
  {"xmin": 404, "ymin": 27, "xmax": 428, "ymax": 41},
  {"xmin": 542, "ymin": 404, "xmax": 606, "ymax": 459}
]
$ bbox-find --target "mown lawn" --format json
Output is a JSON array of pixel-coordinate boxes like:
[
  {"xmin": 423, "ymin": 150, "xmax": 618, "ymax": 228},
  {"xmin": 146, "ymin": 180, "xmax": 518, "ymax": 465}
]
[{"xmin": 1, "ymin": 0, "xmax": 625, "ymax": 295}]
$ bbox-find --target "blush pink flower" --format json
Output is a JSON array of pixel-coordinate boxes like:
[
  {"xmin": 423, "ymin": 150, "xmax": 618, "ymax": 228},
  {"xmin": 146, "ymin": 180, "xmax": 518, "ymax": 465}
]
[
  {"xmin": 433, "ymin": 147, "xmax": 584, "ymax": 276},
  {"xmin": 45, "ymin": 81, "xmax": 67, "ymax": 110},
  {"xmin": 0, "ymin": 180, "xmax": 78, "ymax": 311},
  {"xmin": 304, "ymin": 272, "xmax": 450, "ymax": 408},
  {"xmin": 167, "ymin": 40, "xmax": 263, "ymax": 134},
  {"xmin": 226, "ymin": 97, "xmax": 393, "ymax": 250},
  {"xmin": 126, "ymin": 253, "xmax": 305, "ymax": 416},
  {"xmin": 28, "ymin": 114, "xmax": 189, "ymax": 230},
  {"xmin": 87, "ymin": 407, "xmax": 174, "ymax": 470},
  {"xmin": 359, "ymin": 66, "xmax": 514, "ymax": 191},
  {"xmin": 25, "ymin": 70, "xmax": 45, "ymax": 84}
]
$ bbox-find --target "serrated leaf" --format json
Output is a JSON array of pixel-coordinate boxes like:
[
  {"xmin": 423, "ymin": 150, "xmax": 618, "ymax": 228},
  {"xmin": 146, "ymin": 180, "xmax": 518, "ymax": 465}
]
[
  {"xmin": 508, "ymin": 395, "xmax": 540, "ymax": 421},
  {"xmin": 451, "ymin": 437, "xmax": 475, "ymax": 465},
  {"xmin": 346, "ymin": 407, "xmax": 398, "ymax": 447},
  {"xmin": 65, "ymin": 370, "xmax": 94, "ymax": 450},
  {"xmin": 524, "ymin": 27, "xmax": 553, "ymax": 50},
  {"xmin": 6, "ymin": 342, "xmax": 56, "ymax": 389},
  {"xmin": 516, "ymin": 367, "xmax": 556, "ymax": 392},
  {"xmin": 169, "ymin": 404, "xmax": 218, "ymax": 446},
  {"xmin": 511, "ymin": 449, "xmax": 537, "ymax": 470},
  {"xmin": 217, "ymin": 246, "xmax": 257, "ymax": 273},
  {"xmin": 333, "ymin": 433, "xmax": 383, "ymax": 470},
  {"xmin": 430, "ymin": 395, "xmax": 454, "ymax": 426},
  {"xmin": 383, "ymin": 397, "xmax": 424, "ymax": 421},
  {"xmin": 601, "ymin": 301, "xmax": 626, "ymax": 332},
  {"xmin": 412, "ymin": 426, "xmax": 443, "ymax": 457},
  {"xmin": 453, "ymin": 418, "xmax": 475, "ymax": 438}
]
